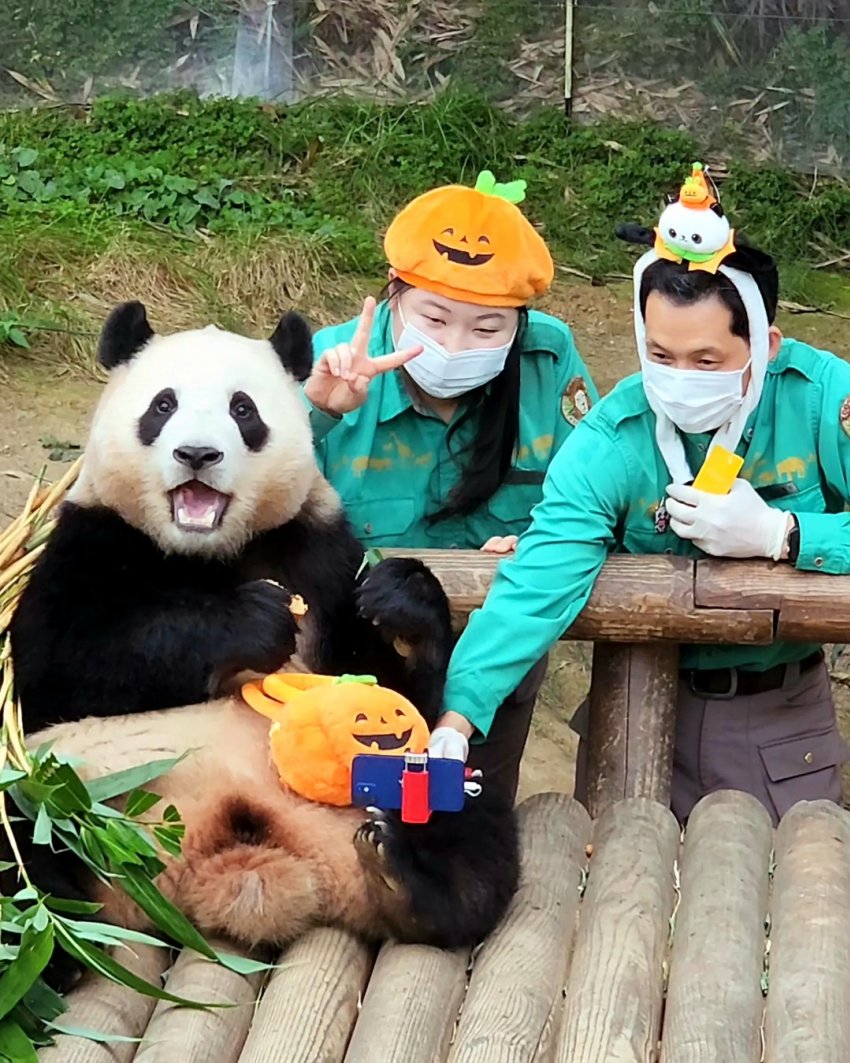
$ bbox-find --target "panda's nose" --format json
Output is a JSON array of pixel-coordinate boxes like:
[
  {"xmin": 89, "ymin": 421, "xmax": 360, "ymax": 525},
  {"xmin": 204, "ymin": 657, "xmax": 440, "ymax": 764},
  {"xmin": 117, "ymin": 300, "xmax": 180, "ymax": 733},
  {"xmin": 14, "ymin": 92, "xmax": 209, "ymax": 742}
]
[{"xmin": 173, "ymin": 446, "xmax": 223, "ymax": 471}]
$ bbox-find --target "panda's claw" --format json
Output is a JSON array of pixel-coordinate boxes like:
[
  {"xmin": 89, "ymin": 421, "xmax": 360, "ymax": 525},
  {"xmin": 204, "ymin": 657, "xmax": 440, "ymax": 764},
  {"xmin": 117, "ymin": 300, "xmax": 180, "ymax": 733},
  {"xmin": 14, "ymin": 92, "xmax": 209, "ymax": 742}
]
[{"xmin": 354, "ymin": 811, "xmax": 391, "ymax": 860}]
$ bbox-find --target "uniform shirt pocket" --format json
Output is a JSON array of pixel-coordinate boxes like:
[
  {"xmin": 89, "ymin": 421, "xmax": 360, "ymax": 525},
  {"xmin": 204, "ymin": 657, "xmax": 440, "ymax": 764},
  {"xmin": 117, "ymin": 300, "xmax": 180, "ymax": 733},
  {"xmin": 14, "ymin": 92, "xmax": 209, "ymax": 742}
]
[
  {"xmin": 485, "ymin": 479, "xmax": 544, "ymax": 535},
  {"xmin": 343, "ymin": 497, "xmax": 417, "ymax": 545}
]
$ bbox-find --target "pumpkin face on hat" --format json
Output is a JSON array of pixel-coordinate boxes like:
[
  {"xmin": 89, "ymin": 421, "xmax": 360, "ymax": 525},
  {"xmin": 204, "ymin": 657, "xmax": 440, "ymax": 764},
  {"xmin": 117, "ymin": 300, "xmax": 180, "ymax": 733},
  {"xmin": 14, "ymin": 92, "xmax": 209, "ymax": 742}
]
[
  {"xmin": 242, "ymin": 673, "xmax": 430, "ymax": 807},
  {"xmin": 432, "ymin": 222, "xmax": 495, "ymax": 268}
]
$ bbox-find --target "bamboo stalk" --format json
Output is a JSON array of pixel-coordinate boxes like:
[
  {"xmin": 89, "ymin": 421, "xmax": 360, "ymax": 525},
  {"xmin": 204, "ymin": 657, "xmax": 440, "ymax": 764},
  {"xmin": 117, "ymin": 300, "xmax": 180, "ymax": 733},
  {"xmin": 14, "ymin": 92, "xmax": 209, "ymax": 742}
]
[
  {"xmin": 33, "ymin": 456, "xmax": 83, "ymax": 517},
  {"xmin": 0, "ymin": 461, "xmax": 81, "ymax": 795},
  {"xmin": 0, "ymin": 544, "xmax": 47, "ymax": 595},
  {"xmin": 0, "ymin": 523, "xmax": 34, "ymax": 570}
]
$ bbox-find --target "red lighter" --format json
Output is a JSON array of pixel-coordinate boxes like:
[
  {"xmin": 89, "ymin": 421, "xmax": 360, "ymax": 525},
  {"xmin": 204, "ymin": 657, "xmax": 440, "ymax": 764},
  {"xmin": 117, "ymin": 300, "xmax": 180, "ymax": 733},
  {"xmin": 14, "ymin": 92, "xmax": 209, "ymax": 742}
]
[{"xmin": 401, "ymin": 752, "xmax": 431, "ymax": 824}]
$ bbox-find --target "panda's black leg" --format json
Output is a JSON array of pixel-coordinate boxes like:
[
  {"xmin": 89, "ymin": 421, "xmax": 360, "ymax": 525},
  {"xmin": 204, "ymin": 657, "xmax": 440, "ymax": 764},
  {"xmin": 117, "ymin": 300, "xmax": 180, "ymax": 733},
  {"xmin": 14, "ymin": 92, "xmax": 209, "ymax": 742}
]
[
  {"xmin": 355, "ymin": 558, "xmax": 453, "ymax": 719},
  {"xmin": 353, "ymin": 790, "xmax": 519, "ymax": 948}
]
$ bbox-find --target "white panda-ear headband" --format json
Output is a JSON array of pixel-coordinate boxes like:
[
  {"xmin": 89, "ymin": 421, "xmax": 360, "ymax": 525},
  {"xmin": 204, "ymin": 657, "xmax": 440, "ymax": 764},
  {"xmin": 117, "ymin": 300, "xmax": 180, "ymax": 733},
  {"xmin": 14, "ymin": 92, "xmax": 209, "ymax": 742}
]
[{"xmin": 619, "ymin": 162, "xmax": 771, "ymax": 485}]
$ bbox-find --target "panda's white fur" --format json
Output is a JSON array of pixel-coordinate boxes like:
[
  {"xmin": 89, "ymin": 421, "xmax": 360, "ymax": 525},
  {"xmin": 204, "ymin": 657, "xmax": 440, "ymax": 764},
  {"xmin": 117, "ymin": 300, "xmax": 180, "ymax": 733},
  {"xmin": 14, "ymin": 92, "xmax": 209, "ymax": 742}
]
[{"xmin": 9, "ymin": 302, "xmax": 518, "ymax": 990}]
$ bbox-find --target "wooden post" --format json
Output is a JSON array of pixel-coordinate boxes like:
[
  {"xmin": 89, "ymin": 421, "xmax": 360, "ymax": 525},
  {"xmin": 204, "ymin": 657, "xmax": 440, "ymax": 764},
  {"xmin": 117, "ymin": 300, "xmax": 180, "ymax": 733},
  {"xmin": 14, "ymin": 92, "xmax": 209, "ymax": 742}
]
[{"xmin": 585, "ymin": 643, "xmax": 680, "ymax": 819}]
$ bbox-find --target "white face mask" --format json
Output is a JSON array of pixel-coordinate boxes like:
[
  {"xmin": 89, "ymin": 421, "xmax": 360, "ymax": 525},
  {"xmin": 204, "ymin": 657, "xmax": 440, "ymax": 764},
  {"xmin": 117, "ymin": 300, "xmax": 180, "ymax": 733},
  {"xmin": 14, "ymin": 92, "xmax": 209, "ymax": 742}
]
[
  {"xmin": 642, "ymin": 359, "xmax": 751, "ymax": 434},
  {"xmin": 397, "ymin": 309, "xmax": 514, "ymax": 400}
]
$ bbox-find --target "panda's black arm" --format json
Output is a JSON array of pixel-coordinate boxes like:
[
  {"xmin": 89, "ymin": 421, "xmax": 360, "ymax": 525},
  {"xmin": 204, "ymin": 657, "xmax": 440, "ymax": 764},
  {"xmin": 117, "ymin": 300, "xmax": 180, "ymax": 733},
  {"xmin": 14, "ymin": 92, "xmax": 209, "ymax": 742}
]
[{"xmin": 10, "ymin": 506, "xmax": 298, "ymax": 730}]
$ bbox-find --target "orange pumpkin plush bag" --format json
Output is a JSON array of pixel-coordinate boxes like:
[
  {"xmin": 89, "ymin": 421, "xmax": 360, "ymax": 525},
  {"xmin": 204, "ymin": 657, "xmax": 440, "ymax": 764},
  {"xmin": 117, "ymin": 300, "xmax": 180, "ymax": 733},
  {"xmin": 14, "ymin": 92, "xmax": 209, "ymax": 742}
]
[{"xmin": 241, "ymin": 672, "xmax": 430, "ymax": 807}]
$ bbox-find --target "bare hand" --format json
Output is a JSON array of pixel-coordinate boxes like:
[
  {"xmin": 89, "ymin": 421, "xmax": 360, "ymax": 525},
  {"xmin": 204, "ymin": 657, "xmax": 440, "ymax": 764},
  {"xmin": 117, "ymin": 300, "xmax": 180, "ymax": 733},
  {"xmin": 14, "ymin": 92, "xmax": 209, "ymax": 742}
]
[
  {"xmin": 303, "ymin": 296, "xmax": 423, "ymax": 416},
  {"xmin": 481, "ymin": 535, "xmax": 518, "ymax": 555}
]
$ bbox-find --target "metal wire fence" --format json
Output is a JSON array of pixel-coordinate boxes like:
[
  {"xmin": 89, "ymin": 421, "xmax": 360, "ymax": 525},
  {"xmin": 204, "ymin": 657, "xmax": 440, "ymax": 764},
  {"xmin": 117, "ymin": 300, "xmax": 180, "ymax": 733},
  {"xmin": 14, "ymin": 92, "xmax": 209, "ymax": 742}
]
[{"xmin": 1, "ymin": 2, "xmax": 848, "ymax": 174}]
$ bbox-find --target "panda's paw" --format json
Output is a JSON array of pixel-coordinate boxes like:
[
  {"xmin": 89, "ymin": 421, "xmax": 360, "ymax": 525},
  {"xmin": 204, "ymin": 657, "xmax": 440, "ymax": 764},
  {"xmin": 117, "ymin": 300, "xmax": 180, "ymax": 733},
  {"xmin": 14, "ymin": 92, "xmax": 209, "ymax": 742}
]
[
  {"xmin": 356, "ymin": 558, "xmax": 451, "ymax": 655},
  {"xmin": 230, "ymin": 580, "xmax": 300, "ymax": 672},
  {"xmin": 354, "ymin": 811, "xmax": 407, "ymax": 894}
]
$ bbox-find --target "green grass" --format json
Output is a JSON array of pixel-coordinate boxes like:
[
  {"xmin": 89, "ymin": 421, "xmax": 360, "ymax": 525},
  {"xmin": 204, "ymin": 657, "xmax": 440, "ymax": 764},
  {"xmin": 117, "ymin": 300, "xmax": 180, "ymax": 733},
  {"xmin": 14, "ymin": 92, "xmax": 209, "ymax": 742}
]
[{"xmin": 0, "ymin": 90, "xmax": 849, "ymax": 357}]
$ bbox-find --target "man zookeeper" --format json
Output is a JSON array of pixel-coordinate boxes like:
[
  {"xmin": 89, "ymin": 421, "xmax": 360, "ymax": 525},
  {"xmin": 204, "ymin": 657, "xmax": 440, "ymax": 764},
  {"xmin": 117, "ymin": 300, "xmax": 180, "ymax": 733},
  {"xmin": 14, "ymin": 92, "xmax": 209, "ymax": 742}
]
[{"xmin": 429, "ymin": 162, "xmax": 850, "ymax": 826}]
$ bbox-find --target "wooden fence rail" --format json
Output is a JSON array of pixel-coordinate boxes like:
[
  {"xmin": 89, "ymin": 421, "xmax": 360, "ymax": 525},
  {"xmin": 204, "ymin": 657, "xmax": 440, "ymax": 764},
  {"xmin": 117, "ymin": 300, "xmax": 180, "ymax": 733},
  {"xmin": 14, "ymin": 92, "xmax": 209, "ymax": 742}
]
[{"xmin": 385, "ymin": 551, "xmax": 850, "ymax": 816}]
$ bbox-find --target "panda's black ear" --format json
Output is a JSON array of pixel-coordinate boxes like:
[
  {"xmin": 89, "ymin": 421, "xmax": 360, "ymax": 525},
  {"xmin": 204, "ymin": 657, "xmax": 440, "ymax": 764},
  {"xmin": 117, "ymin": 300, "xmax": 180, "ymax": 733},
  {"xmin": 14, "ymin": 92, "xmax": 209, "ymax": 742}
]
[
  {"xmin": 269, "ymin": 311, "xmax": 313, "ymax": 382},
  {"xmin": 615, "ymin": 223, "xmax": 656, "ymax": 247},
  {"xmin": 98, "ymin": 301, "xmax": 155, "ymax": 369}
]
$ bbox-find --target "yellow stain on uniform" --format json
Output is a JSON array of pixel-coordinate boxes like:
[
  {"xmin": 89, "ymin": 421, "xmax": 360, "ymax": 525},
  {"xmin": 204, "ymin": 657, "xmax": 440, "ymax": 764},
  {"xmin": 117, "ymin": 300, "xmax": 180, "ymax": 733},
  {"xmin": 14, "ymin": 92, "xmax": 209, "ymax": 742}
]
[
  {"xmin": 777, "ymin": 456, "xmax": 806, "ymax": 479},
  {"xmin": 516, "ymin": 444, "xmax": 530, "ymax": 462},
  {"xmin": 531, "ymin": 434, "xmax": 554, "ymax": 459},
  {"xmin": 415, "ymin": 452, "xmax": 433, "ymax": 465},
  {"xmin": 351, "ymin": 455, "xmax": 393, "ymax": 475},
  {"xmin": 390, "ymin": 433, "xmax": 415, "ymax": 460}
]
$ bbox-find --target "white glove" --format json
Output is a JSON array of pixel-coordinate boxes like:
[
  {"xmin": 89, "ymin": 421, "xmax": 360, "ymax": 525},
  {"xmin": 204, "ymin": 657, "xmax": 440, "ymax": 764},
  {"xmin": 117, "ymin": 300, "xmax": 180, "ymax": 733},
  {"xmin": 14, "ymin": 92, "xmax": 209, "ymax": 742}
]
[
  {"xmin": 428, "ymin": 726, "xmax": 469, "ymax": 762},
  {"xmin": 665, "ymin": 478, "xmax": 791, "ymax": 561}
]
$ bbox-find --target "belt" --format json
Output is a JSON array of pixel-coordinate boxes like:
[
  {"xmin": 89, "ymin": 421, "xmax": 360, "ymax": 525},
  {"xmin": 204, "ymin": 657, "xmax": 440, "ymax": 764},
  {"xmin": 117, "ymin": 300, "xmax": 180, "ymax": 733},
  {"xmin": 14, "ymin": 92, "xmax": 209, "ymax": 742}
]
[{"xmin": 682, "ymin": 650, "xmax": 824, "ymax": 700}]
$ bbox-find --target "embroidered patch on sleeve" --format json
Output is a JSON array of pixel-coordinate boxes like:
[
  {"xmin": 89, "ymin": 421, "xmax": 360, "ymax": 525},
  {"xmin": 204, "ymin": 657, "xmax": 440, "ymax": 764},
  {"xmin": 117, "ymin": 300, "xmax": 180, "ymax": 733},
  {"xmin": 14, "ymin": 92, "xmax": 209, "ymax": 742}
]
[
  {"xmin": 562, "ymin": 375, "xmax": 593, "ymax": 426},
  {"xmin": 840, "ymin": 396, "xmax": 850, "ymax": 439}
]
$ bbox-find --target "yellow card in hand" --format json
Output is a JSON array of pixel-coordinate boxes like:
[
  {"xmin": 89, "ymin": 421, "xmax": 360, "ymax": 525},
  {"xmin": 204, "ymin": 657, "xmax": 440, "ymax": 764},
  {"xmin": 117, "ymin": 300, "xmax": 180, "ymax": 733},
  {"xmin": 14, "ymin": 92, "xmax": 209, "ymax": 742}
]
[{"xmin": 692, "ymin": 444, "xmax": 744, "ymax": 495}]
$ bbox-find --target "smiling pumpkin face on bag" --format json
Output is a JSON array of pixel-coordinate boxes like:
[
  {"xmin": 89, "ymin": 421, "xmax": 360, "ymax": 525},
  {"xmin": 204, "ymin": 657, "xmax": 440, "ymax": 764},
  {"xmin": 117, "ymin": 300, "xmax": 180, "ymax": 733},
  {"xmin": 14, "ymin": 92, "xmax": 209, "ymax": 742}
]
[
  {"xmin": 242, "ymin": 672, "xmax": 431, "ymax": 807},
  {"xmin": 384, "ymin": 170, "xmax": 554, "ymax": 308}
]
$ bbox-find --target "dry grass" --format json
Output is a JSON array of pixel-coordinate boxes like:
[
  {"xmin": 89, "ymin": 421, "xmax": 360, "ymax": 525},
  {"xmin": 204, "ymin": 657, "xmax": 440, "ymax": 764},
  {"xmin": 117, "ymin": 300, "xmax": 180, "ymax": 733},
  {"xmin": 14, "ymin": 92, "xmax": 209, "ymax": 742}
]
[
  {"xmin": 295, "ymin": 0, "xmax": 477, "ymax": 100},
  {"xmin": 8, "ymin": 230, "xmax": 372, "ymax": 376}
]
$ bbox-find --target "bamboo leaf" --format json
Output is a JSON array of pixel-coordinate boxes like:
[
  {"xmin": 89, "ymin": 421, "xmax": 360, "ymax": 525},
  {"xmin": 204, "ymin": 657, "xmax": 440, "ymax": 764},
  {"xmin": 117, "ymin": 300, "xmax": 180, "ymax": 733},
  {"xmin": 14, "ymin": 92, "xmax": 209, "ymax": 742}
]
[
  {"xmin": 114, "ymin": 866, "xmax": 217, "ymax": 960},
  {"xmin": 20, "ymin": 978, "xmax": 66, "ymax": 1024},
  {"xmin": 43, "ymin": 897, "xmax": 103, "ymax": 916},
  {"xmin": 0, "ymin": 1018, "xmax": 39, "ymax": 1062},
  {"xmin": 59, "ymin": 918, "xmax": 171, "ymax": 950},
  {"xmin": 0, "ymin": 770, "xmax": 26, "ymax": 792},
  {"xmin": 86, "ymin": 755, "xmax": 188, "ymax": 803},
  {"xmin": 51, "ymin": 828, "xmax": 114, "ymax": 886},
  {"xmin": 124, "ymin": 789, "xmax": 161, "ymax": 818},
  {"xmin": 53, "ymin": 924, "xmax": 221, "ymax": 1009},
  {"xmin": 30, "ymin": 907, "xmax": 49, "ymax": 934},
  {"xmin": 45, "ymin": 1021, "xmax": 144, "ymax": 1044},
  {"xmin": 153, "ymin": 825, "xmax": 185, "ymax": 857},
  {"xmin": 32, "ymin": 805, "xmax": 51, "ymax": 847},
  {"xmin": 0, "ymin": 922, "xmax": 53, "ymax": 1022},
  {"xmin": 215, "ymin": 952, "xmax": 277, "ymax": 976}
]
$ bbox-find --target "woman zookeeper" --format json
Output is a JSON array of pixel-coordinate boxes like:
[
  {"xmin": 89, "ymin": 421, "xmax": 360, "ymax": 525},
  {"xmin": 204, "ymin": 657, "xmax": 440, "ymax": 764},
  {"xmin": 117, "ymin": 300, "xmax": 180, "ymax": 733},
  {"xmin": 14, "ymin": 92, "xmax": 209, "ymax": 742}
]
[
  {"xmin": 433, "ymin": 162, "xmax": 850, "ymax": 826},
  {"xmin": 299, "ymin": 171, "xmax": 599, "ymax": 803}
]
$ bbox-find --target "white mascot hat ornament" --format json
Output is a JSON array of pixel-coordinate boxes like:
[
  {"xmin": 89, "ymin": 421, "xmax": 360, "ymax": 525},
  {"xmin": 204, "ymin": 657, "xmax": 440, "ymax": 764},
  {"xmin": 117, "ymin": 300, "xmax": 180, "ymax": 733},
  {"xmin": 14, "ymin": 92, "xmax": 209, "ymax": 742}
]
[{"xmin": 621, "ymin": 162, "xmax": 770, "ymax": 485}]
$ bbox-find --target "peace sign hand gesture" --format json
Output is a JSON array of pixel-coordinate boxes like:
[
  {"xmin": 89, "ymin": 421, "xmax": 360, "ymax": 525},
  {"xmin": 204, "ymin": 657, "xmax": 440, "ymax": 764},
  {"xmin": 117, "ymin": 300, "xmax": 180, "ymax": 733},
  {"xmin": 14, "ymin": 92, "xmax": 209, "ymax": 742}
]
[{"xmin": 303, "ymin": 296, "xmax": 423, "ymax": 417}]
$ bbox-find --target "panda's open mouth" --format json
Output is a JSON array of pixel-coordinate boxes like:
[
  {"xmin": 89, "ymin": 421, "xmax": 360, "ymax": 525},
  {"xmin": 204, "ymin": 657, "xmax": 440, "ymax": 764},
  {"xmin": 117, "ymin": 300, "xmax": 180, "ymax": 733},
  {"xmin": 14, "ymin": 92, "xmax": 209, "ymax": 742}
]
[{"xmin": 170, "ymin": 481, "xmax": 231, "ymax": 532}]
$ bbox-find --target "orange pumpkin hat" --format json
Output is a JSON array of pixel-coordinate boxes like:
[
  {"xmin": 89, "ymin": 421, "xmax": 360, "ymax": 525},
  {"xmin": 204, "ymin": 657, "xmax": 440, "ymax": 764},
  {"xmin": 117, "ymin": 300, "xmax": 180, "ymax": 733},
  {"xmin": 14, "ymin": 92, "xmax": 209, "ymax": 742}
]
[
  {"xmin": 383, "ymin": 170, "xmax": 554, "ymax": 308},
  {"xmin": 241, "ymin": 672, "xmax": 431, "ymax": 807}
]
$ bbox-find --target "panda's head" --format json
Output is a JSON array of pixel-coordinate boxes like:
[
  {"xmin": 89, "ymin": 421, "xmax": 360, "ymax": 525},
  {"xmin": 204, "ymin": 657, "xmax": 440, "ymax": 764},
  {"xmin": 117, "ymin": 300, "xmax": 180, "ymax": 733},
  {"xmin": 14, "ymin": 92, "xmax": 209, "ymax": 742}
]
[{"xmin": 71, "ymin": 301, "xmax": 335, "ymax": 557}]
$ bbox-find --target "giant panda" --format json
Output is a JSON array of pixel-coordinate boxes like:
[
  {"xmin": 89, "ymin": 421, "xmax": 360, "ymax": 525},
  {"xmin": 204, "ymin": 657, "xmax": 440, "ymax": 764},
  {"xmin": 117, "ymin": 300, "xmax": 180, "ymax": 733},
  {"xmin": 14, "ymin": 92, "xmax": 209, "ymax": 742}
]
[{"xmin": 7, "ymin": 301, "xmax": 519, "ymax": 990}]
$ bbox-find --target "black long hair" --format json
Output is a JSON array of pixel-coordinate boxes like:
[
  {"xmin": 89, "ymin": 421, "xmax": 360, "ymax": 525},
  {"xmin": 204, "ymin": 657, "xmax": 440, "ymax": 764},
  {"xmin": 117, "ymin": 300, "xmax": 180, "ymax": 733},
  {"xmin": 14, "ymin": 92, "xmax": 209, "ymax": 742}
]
[{"xmin": 382, "ymin": 280, "xmax": 524, "ymax": 523}]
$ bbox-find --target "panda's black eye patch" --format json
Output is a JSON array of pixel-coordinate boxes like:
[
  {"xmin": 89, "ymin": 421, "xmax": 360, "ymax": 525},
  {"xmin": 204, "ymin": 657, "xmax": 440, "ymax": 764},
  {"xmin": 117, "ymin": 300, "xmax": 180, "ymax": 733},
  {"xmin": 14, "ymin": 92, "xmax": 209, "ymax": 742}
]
[
  {"xmin": 230, "ymin": 390, "xmax": 268, "ymax": 451},
  {"xmin": 138, "ymin": 388, "xmax": 178, "ymax": 446}
]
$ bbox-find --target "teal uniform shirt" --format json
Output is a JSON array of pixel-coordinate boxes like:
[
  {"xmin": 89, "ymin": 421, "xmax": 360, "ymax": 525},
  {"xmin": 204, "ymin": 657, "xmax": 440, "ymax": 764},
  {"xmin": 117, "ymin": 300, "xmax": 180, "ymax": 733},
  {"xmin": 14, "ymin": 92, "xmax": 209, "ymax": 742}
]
[
  {"xmin": 443, "ymin": 337, "xmax": 850, "ymax": 737},
  {"xmin": 302, "ymin": 302, "xmax": 599, "ymax": 549}
]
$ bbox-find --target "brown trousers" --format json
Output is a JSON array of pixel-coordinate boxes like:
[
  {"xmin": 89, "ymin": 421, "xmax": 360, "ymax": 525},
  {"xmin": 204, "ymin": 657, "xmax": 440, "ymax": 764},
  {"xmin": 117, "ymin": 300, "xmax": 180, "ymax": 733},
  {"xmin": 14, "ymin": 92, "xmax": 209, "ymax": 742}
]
[
  {"xmin": 466, "ymin": 654, "xmax": 550, "ymax": 804},
  {"xmin": 572, "ymin": 659, "xmax": 849, "ymax": 827}
]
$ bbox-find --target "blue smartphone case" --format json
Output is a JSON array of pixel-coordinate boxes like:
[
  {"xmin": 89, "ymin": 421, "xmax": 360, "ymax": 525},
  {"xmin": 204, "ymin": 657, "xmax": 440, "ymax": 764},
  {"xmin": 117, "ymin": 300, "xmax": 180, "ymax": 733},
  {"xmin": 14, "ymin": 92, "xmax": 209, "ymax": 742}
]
[{"xmin": 351, "ymin": 754, "xmax": 466, "ymax": 812}]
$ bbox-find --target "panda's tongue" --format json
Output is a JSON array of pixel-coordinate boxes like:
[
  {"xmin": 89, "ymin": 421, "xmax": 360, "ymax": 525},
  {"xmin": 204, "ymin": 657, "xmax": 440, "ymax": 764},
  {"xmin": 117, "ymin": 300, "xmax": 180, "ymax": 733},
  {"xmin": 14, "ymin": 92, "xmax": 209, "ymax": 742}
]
[{"xmin": 172, "ymin": 481, "xmax": 229, "ymax": 531}]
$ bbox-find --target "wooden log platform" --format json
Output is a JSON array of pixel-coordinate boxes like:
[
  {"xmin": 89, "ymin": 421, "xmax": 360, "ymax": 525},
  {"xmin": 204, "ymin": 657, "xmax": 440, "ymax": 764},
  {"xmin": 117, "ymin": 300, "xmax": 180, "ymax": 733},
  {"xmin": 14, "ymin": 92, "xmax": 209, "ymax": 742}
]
[{"xmin": 40, "ymin": 790, "xmax": 850, "ymax": 1063}]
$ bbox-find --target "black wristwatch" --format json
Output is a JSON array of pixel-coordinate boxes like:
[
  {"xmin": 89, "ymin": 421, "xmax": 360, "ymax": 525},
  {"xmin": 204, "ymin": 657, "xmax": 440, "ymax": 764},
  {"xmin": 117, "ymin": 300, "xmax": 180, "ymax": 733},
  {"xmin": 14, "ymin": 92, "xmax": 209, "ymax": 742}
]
[{"xmin": 787, "ymin": 514, "xmax": 800, "ymax": 564}]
